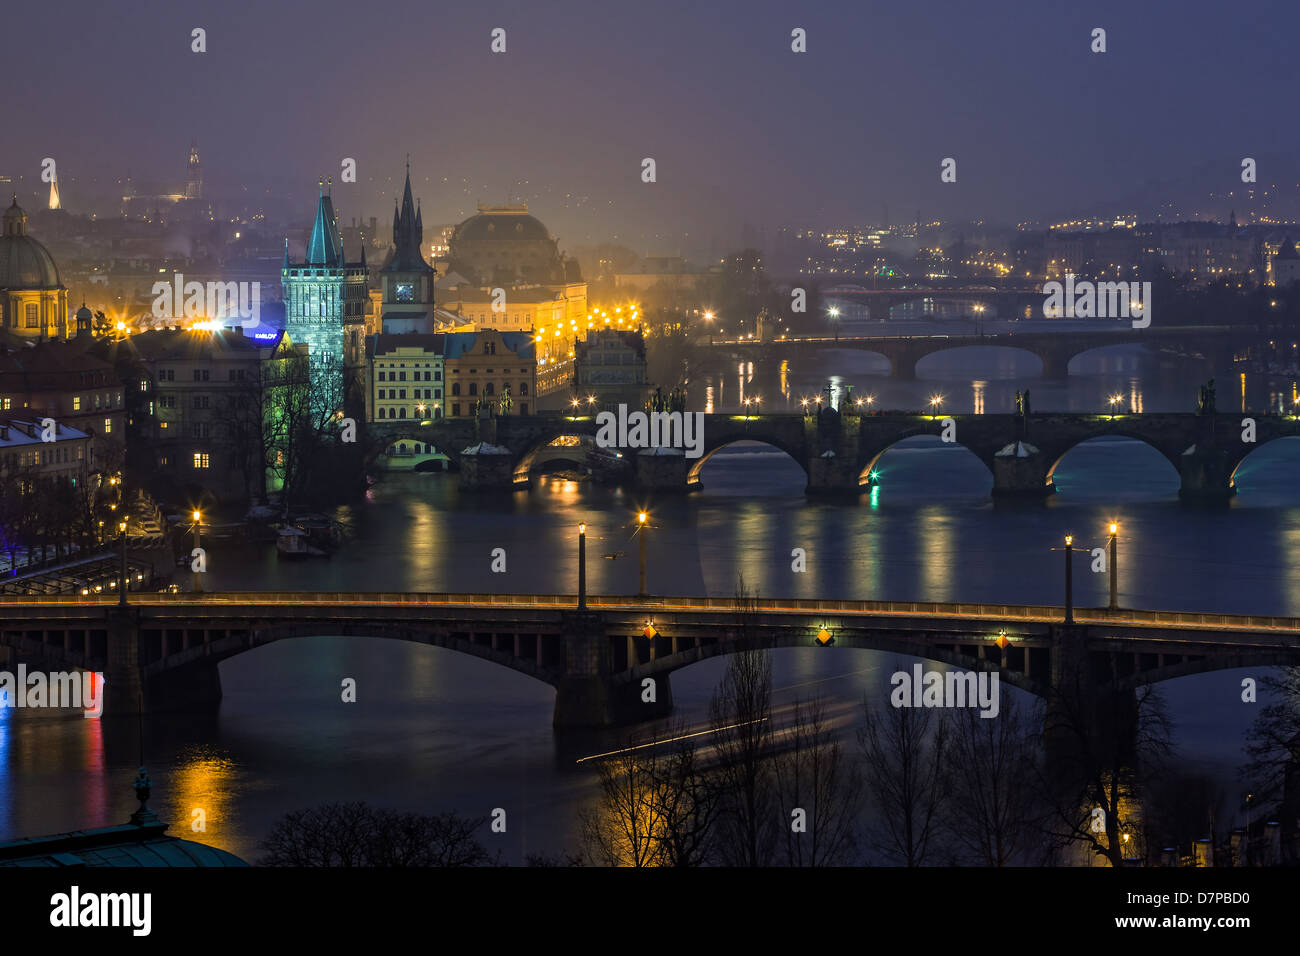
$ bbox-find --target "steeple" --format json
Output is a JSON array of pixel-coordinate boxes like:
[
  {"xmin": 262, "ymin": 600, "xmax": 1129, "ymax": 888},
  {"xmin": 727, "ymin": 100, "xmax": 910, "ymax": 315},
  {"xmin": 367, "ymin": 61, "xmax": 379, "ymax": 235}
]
[
  {"xmin": 305, "ymin": 178, "xmax": 342, "ymax": 267},
  {"xmin": 385, "ymin": 163, "xmax": 432, "ymax": 274}
]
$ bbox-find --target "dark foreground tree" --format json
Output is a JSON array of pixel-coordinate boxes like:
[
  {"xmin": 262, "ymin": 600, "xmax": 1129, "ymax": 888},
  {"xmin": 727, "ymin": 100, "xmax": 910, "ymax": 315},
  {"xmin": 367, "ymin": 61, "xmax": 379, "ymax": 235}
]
[
  {"xmin": 858, "ymin": 673, "xmax": 949, "ymax": 866},
  {"xmin": 772, "ymin": 694, "xmax": 861, "ymax": 866},
  {"xmin": 259, "ymin": 802, "xmax": 495, "ymax": 866}
]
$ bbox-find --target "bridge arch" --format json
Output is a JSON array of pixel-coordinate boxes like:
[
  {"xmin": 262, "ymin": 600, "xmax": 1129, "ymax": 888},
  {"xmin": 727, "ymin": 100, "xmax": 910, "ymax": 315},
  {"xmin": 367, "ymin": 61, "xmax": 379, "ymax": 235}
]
[
  {"xmin": 1045, "ymin": 433, "xmax": 1184, "ymax": 487},
  {"xmin": 859, "ymin": 432, "xmax": 995, "ymax": 489},
  {"xmin": 143, "ymin": 622, "xmax": 563, "ymax": 687},
  {"xmin": 1227, "ymin": 435, "xmax": 1300, "ymax": 494},
  {"xmin": 686, "ymin": 436, "xmax": 809, "ymax": 487},
  {"xmin": 626, "ymin": 632, "xmax": 1045, "ymax": 697},
  {"xmin": 912, "ymin": 344, "xmax": 1045, "ymax": 379},
  {"xmin": 513, "ymin": 433, "xmax": 595, "ymax": 481}
]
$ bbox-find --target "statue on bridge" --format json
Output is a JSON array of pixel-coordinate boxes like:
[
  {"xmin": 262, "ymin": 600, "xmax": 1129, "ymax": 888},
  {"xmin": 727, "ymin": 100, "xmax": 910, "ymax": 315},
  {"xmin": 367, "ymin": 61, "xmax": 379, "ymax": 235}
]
[
  {"xmin": 1195, "ymin": 379, "xmax": 1216, "ymax": 416},
  {"xmin": 498, "ymin": 384, "xmax": 513, "ymax": 416}
]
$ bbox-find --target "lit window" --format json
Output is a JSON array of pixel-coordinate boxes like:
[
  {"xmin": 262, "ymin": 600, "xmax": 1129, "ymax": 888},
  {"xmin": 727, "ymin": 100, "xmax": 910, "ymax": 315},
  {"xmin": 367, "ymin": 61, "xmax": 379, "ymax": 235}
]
[
  {"xmin": 193, "ymin": 453, "xmax": 210, "ymax": 469},
  {"xmin": 104, "ymin": 418, "xmax": 112, "ymax": 434},
  {"xmin": 73, "ymin": 396, "xmax": 81, "ymax": 411}
]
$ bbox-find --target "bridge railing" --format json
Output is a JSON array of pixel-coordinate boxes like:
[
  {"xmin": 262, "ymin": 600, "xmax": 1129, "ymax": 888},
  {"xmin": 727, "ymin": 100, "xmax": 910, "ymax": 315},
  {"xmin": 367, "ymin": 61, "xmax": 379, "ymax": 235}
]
[{"xmin": 2, "ymin": 592, "xmax": 1299, "ymax": 633}]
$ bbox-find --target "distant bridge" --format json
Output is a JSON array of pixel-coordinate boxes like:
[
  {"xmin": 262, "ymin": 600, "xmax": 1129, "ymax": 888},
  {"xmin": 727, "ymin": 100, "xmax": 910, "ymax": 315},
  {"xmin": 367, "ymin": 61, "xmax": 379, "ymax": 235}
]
[
  {"xmin": 704, "ymin": 325, "xmax": 1240, "ymax": 379},
  {"xmin": 4, "ymin": 592, "xmax": 1299, "ymax": 728},
  {"xmin": 368, "ymin": 409, "xmax": 1298, "ymax": 502}
]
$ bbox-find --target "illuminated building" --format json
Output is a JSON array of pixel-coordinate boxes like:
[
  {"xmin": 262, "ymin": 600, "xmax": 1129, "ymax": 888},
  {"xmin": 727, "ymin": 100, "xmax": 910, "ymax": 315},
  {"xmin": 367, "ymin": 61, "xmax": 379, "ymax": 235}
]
[
  {"xmin": 376, "ymin": 165, "xmax": 436, "ymax": 333},
  {"xmin": 367, "ymin": 333, "xmax": 444, "ymax": 422},
  {"xmin": 0, "ymin": 196, "xmax": 68, "ymax": 342},
  {"xmin": 573, "ymin": 329, "xmax": 648, "ymax": 408},
  {"xmin": 442, "ymin": 329, "xmax": 535, "ymax": 417},
  {"xmin": 282, "ymin": 183, "xmax": 369, "ymax": 420}
]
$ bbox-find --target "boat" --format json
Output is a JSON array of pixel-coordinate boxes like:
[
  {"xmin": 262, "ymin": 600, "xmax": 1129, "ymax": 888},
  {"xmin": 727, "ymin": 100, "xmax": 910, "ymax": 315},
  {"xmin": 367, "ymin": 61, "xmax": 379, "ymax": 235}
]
[{"xmin": 276, "ymin": 526, "xmax": 327, "ymax": 559}]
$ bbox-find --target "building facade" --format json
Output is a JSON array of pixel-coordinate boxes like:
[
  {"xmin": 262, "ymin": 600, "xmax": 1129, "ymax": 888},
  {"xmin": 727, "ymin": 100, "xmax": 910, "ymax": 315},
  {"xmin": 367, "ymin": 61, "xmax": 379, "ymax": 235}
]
[
  {"xmin": 573, "ymin": 329, "xmax": 648, "ymax": 408},
  {"xmin": 442, "ymin": 330, "xmax": 536, "ymax": 417},
  {"xmin": 367, "ymin": 333, "xmax": 444, "ymax": 422}
]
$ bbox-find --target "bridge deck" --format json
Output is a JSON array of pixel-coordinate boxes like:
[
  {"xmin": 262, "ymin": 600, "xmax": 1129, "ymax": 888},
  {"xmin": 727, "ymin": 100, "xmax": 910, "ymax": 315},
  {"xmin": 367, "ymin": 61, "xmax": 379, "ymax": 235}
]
[{"xmin": 1, "ymin": 592, "xmax": 1297, "ymax": 637}]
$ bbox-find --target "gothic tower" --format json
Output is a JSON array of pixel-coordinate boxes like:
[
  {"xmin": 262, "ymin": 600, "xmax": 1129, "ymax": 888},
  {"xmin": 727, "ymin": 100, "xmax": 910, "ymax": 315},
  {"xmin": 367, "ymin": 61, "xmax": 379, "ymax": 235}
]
[
  {"xmin": 186, "ymin": 142, "xmax": 202, "ymax": 201},
  {"xmin": 282, "ymin": 181, "xmax": 369, "ymax": 421},
  {"xmin": 378, "ymin": 162, "xmax": 436, "ymax": 333}
]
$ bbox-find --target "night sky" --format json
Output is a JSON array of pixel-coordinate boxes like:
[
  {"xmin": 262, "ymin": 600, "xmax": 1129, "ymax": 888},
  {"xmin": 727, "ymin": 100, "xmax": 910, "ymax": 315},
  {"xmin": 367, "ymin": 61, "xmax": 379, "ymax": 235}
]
[{"xmin": 4, "ymin": 0, "xmax": 1297, "ymax": 245}]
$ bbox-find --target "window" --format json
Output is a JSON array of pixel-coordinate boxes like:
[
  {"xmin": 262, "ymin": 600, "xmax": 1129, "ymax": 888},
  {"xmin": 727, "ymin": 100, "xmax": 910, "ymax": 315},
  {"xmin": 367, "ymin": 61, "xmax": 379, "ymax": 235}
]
[
  {"xmin": 193, "ymin": 452, "xmax": 210, "ymax": 469},
  {"xmin": 191, "ymin": 423, "xmax": 210, "ymax": 438},
  {"xmin": 25, "ymin": 304, "xmax": 38, "ymax": 328},
  {"xmin": 469, "ymin": 383, "xmax": 477, "ymax": 396},
  {"xmin": 452, "ymin": 403, "xmax": 461, "ymax": 416},
  {"xmin": 398, "ymin": 371, "xmax": 406, "ymax": 381},
  {"xmin": 159, "ymin": 455, "xmax": 169, "ymax": 466},
  {"xmin": 452, "ymin": 383, "xmax": 460, "ymax": 396},
  {"xmin": 399, "ymin": 390, "xmax": 406, "ymax": 399},
  {"xmin": 423, "ymin": 371, "xmax": 431, "ymax": 381},
  {"xmin": 434, "ymin": 370, "xmax": 441, "ymax": 381},
  {"xmin": 160, "ymin": 369, "xmax": 175, "ymax": 381},
  {"xmin": 485, "ymin": 383, "xmax": 494, "ymax": 396},
  {"xmin": 159, "ymin": 395, "xmax": 176, "ymax": 409},
  {"xmin": 520, "ymin": 383, "xmax": 528, "ymax": 396},
  {"xmin": 192, "ymin": 395, "xmax": 210, "ymax": 410},
  {"xmin": 104, "ymin": 418, "xmax": 112, "ymax": 434},
  {"xmin": 73, "ymin": 396, "xmax": 81, "ymax": 411},
  {"xmin": 95, "ymin": 394, "xmax": 102, "ymax": 409},
  {"xmin": 1, "ymin": 398, "xmax": 9, "ymax": 410},
  {"xmin": 378, "ymin": 389, "xmax": 386, "ymax": 399},
  {"xmin": 434, "ymin": 389, "xmax": 441, "ymax": 399},
  {"xmin": 192, "ymin": 369, "xmax": 209, "ymax": 382},
  {"xmin": 228, "ymin": 369, "xmax": 245, "ymax": 382},
  {"xmin": 521, "ymin": 402, "xmax": 528, "ymax": 415}
]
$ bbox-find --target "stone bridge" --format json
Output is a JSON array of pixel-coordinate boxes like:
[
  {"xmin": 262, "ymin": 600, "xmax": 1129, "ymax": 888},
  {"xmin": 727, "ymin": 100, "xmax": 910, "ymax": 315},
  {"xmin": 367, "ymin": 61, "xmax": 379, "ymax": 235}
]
[
  {"xmin": 369, "ymin": 409, "xmax": 1300, "ymax": 503},
  {"xmin": 705, "ymin": 325, "xmax": 1240, "ymax": 379},
  {"xmin": 4, "ymin": 593, "xmax": 1300, "ymax": 729}
]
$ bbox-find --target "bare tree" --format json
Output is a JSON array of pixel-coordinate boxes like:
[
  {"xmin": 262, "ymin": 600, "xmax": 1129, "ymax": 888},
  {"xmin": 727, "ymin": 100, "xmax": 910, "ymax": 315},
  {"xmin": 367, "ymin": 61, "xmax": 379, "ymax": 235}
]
[
  {"xmin": 943, "ymin": 690, "xmax": 1046, "ymax": 865},
  {"xmin": 581, "ymin": 731, "xmax": 669, "ymax": 867},
  {"xmin": 709, "ymin": 576, "xmax": 776, "ymax": 866},
  {"xmin": 772, "ymin": 693, "xmax": 862, "ymax": 866},
  {"xmin": 259, "ymin": 802, "xmax": 494, "ymax": 867},
  {"xmin": 858, "ymin": 673, "xmax": 950, "ymax": 866},
  {"xmin": 1037, "ymin": 669, "xmax": 1172, "ymax": 867}
]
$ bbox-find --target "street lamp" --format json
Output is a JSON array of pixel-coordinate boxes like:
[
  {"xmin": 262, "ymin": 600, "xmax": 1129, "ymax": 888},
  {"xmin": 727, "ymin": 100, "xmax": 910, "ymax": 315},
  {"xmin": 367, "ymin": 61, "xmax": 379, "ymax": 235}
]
[
  {"xmin": 1063, "ymin": 534, "xmax": 1074, "ymax": 624},
  {"xmin": 929, "ymin": 395, "xmax": 944, "ymax": 418},
  {"xmin": 1108, "ymin": 521, "xmax": 1119, "ymax": 611},
  {"xmin": 1108, "ymin": 394, "xmax": 1122, "ymax": 420},
  {"xmin": 192, "ymin": 510, "xmax": 203, "ymax": 594},
  {"xmin": 577, "ymin": 523, "xmax": 587, "ymax": 609},
  {"xmin": 637, "ymin": 511, "xmax": 648, "ymax": 597},
  {"xmin": 118, "ymin": 520, "xmax": 128, "ymax": 606}
]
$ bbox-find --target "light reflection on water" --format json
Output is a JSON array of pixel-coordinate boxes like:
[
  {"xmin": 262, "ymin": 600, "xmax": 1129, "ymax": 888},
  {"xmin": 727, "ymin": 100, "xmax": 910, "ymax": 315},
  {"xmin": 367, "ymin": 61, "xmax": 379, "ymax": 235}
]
[{"xmin": 6, "ymin": 347, "xmax": 1300, "ymax": 863}]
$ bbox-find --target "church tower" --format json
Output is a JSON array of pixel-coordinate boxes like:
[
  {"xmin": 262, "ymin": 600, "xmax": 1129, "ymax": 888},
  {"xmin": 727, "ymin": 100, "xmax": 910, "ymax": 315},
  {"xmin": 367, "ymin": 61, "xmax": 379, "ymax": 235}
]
[
  {"xmin": 186, "ymin": 142, "xmax": 202, "ymax": 200},
  {"xmin": 378, "ymin": 162, "xmax": 436, "ymax": 333},
  {"xmin": 282, "ymin": 181, "xmax": 369, "ymax": 421}
]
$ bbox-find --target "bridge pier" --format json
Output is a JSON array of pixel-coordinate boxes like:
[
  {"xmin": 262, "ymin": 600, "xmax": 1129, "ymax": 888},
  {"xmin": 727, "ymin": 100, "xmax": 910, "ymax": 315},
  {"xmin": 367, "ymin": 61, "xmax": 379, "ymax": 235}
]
[
  {"xmin": 636, "ymin": 448, "xmax": 690, "ymax": 492},
  {"xmin": 1178, "ymin": 445, "xmax": 1236, "ymax": 505},
  {"xmin": 991, "ymin": 442, "xmax": 1054, "ymax": 499},
  {"xmin": 553, "ymin": 610, "xmax": 674, "ymax": 728},
  {"xmin": 806, "ymin": 452, "xmax": 861, "ymax": 497},
  {"xmin": 104, "ymin": 608, "xmax": 145, "ymax": 718},
  {"xmin": 1039, "ymin": 352, "xmax": 1071, "ymax": 380},
  {"xmin": 458, "ymin": 444, "xmax": 517, "ymax": 490}
]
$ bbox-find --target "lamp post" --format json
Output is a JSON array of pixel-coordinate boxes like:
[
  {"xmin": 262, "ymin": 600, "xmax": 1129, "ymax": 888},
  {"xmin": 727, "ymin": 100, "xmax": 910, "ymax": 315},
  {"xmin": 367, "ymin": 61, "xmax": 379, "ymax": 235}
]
[
  {"xmin": 192, "ymin": 510, "xmax": 203, "ymax": 594},
  {"xmin": 577, "ymin": 523, "xmax": 587, "ymax": 609},
  {"xmin": 1108, "ymin": 522, "xmax": 1119, "ymax": 611},
  {"xmin": 1064, "ymin": 534, "xmax": 1074, "ymax": 624},
  {"xmin": 118, "ymin": 520, "xmax": 128, "ymax": 606},
  {"xmin": 637, "ymin": 512, "xmax": 648, "ymax": 597}
]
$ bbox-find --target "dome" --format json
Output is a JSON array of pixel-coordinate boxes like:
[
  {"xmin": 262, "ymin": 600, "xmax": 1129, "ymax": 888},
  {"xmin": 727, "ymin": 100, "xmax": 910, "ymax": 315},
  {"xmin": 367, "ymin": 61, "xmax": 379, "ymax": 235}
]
[
  {"xmin": 455, "ymin": 205, "xmax": 551, "ymax": 242},
  {"xmin": 0, "ymin": 197, "xmax": 62, "ymax": 290}
]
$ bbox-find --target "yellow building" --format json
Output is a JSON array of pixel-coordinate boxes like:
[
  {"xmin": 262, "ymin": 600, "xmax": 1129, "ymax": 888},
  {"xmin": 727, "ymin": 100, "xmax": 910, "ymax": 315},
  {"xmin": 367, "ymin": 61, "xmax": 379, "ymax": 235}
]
[{"xmin": 0, "ymin": 197, "xmax": 69, "ymax": 342}]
